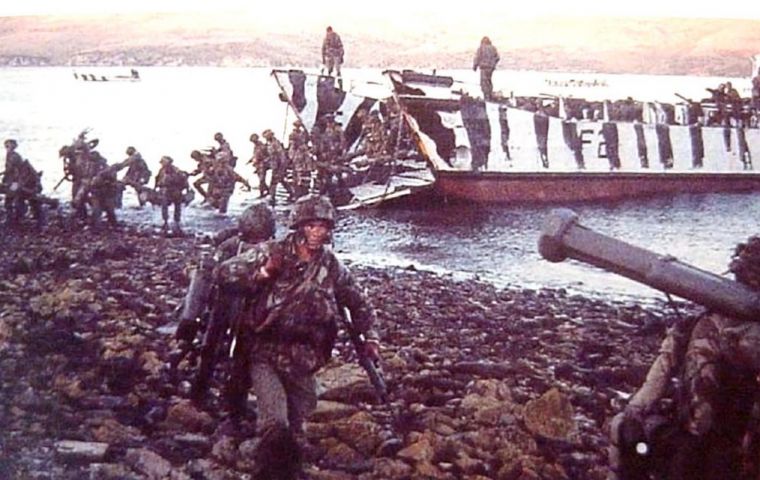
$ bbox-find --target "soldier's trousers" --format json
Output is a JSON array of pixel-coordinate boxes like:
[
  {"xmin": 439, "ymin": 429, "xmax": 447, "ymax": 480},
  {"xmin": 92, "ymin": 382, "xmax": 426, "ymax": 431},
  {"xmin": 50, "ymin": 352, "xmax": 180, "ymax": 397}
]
[
  {"xmin": 250, "ymin": 362, "xmax": 317, "ymax": 435},
  {"xmin": 480, "ymin": 67, "xmax": 495, "ymax": 100}
]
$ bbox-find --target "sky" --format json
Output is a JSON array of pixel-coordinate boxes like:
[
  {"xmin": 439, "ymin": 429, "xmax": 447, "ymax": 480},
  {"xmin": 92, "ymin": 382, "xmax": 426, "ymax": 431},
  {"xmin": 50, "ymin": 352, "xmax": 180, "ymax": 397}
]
[{"xmin": 2, "ymin": 0, "xmax": 760, "ymax": 20}]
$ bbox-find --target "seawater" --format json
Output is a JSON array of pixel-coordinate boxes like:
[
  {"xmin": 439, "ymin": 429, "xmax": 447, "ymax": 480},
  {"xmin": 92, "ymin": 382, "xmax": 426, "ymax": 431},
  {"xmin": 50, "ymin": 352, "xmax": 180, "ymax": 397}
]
[{"xmin": 2, "ymin": 66, "xmax": 759, "ymax": 302}]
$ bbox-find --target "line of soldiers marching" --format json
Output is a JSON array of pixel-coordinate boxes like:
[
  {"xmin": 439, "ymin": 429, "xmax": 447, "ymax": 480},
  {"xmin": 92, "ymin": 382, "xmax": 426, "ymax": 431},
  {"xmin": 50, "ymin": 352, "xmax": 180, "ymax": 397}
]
[{"xmin": 2, "ymin": 101, "xmax": 417, "ymax": 231}]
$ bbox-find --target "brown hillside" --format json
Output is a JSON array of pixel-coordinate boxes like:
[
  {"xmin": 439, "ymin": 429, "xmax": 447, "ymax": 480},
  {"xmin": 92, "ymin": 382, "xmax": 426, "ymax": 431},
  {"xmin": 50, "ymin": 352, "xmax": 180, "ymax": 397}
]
[{"xmin": 0, "ymin": 13, "xmax": 759, "ymax": 76}]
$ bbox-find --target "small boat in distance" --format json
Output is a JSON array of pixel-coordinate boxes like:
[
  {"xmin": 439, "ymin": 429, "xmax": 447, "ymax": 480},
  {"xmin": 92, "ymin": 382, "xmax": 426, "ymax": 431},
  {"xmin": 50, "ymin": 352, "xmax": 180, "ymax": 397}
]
[{"xmin": 73, "ymin": 69, "xmax": 141, "ymax": 82}]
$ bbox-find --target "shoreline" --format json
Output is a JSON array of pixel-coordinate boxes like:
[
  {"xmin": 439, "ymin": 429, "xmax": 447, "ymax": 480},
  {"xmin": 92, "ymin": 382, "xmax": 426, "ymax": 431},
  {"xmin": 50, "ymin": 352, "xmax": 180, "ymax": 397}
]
[{"xmin": 0, "ymin": 222, "xmax": 699, "ymax": 479}]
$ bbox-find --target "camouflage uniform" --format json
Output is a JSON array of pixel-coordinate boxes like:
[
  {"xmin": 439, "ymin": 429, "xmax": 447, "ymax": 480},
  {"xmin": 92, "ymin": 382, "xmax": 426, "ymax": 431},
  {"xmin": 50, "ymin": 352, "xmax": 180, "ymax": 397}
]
[
  {"xmin": 321, "ymin": 26, "xmax": 344, "ymax": 78},
  {"xmin": 3, "ymin": 141, "xmax": 43, "ymax": 226},
  {"xmin": 317, "ymin": 120, "xmax": 347, "ymax": 195},
  {"xmin": 364, "ymin": 115, "xmax": 387, "ymax": 158},
  {"xmin": 88, "ymin": 154, "xmax": 129, "ymax": 227},
  {"xmin": 473, "ymin": 36, "xmax": 500, "ymax": 100},
  {"xmin": 215, "ymin": 195, "xmax": 378, "ymax": 475},
  {"xmin": 206, "ymin": 158, "xmax": 250, "ymax": 214},
  {"xmin": 248, "ymin": 133, "xmax": 270, "ymax": 197},
  {"xmin": 121, "ymin": 147, "xmax": 152, "ymax": 206},
  {"xmin": 263, "ymin": 130, "xmax": 295, "ymax": 205},
  {"xmin": 610, "ymin": 237, "xmax": 760, "ymax": 480},
  {"xmin": 289, "ymin": 122, "xmax": 314, "ymax": 197},
  {"xmin": 185, "ymin": 202, "xmax": 276, "ymax": 416},
  {"xmin": 155, "ymin": 156, "xmax": 189, "ymax": 232},
  {"xmin": 3, "ymin": 139, "xmax": 24, "ymax": 222},
  {"xmin": 213, "ymin": 132, "xmax": 237, "ymax": 168},
  {"xmin": 190, "ymin": 150, "xmax": 214, "ymax": 201}
]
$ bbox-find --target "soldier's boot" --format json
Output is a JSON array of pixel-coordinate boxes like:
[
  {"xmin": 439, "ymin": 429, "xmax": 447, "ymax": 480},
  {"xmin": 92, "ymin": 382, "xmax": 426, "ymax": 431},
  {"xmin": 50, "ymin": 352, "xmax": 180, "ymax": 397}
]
[
  {"xmin": 173, "ymin": 221, "xmax": 184, "ymax": 236},
  {"xmin": 252, "ymin": 422, "xmax": 302, "ymax": 480}
]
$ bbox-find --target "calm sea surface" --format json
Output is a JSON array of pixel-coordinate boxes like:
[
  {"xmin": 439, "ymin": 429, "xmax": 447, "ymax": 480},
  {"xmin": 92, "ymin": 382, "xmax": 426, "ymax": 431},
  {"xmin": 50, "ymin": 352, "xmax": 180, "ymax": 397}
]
[{"xmin": 2, "ymin": 66, "xmax": 760, "ymax": 302}]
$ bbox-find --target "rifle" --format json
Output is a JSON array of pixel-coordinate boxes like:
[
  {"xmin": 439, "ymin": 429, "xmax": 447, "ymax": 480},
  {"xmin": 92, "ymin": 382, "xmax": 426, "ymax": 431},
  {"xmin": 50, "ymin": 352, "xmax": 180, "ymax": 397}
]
[
  {"xmin": 53, "ymin": 174, "xmax": 71, "ymax": 191},
  {"xmin": 538, "ymin": 208, "xmax": 760, "ymax": 321},
  {"xmin": 340, "ymin": 307, "xmax": 388, "ymax": 403},
  {"xmin": 170, "ymin": 252, "xmax": 216, "ymax": 372}
]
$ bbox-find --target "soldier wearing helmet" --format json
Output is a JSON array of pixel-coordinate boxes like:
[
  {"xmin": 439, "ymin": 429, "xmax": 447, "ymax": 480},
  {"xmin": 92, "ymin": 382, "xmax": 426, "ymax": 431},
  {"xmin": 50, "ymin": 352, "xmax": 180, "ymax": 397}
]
[
  {"xmin": 609, "ymin": 236, "xmax": 760, "ymax": 479},
  {"xmin": 216, "ymin": 194, "xmax": 380, "ymax": 477},
  {"xmin": 121, "ymin": 146, "xmax": 152, "ymax": 207},
  {"xmin": 3, "ymin": 139, "xmax": 23, "ymax": 220},
  {"xmin": 155, "ymin": 155, "xmax": 190, "ymax": 235},
  {"xmin": 247, "ymin": 133, "xmax": 270, "ymax": 197},
  {"xmin": 182, "ymin": 201, "xmax": 277, "ymax": 418},
  {"xmin": 212, "ymin": 132, "xmax": 237, "ymax": 168},
  {"xmin": 3, "ymin": 140, "xmax": 44, "ymax": 227},
  {"xmin": 262, "ymin": 129, "xmax": 295, "ymax": 205}
]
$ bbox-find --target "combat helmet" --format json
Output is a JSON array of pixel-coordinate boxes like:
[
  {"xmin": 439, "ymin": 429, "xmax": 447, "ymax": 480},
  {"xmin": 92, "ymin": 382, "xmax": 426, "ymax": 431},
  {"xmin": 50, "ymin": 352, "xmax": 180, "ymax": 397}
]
[
  {"xmin": 214, "ymin": 132, "xmax": 224, "ymax": 142},
  {"xmin": 250, "ymin": 133, "xmax": 259, "ymax": 142},
  {"xmin": 239, "ymin": 202, "xmax": 276, "ymax": 241},
  {"xmin": 289, "ymin": 194, "xmax": 335, "ymax": 229},
  {"xmin": 4, "ymin": 139, "xmax": 17, "ymax": 148},
  {"xmin": 126, "ymin": 146, "xmax": 136, "ymax": 155},
  {"xmin": 729, "ymin": 236, "xmax": 760, "ymax": 291}
]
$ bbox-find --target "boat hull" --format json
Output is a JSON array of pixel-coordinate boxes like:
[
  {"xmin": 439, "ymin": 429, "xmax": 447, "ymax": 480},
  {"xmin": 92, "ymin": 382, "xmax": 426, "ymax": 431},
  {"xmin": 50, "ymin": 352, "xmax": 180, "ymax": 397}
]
[{"xmin": 433, "ymin": 170, "xmax": 760, "ymax": 203}]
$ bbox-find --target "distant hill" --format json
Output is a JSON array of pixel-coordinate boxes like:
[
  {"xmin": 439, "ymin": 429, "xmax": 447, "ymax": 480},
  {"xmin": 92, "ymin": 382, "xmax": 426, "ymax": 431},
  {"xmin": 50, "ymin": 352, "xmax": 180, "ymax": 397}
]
[{"xmin": 1, "ymin": 13, "xmax": 759, "ymax": 77}]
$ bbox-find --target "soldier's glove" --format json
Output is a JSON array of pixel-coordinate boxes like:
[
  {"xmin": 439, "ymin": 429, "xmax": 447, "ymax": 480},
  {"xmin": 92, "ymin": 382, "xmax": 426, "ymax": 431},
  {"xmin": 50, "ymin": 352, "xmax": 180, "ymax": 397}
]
[
  {"xmin": 363, "ymin": 339, "xmax": 381, "ymax": 363},
  {"xmin": 257, "ymin": 247, "xmax": 284, "ymax": 280}
]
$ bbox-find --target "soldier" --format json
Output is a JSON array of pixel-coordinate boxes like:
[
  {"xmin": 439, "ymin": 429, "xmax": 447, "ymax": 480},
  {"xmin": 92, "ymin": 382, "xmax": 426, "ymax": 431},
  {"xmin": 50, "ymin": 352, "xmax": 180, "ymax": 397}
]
[
  {"xmin": 263, "ymin": 129, "xmax": 295, "ymax": 206},
  {"xmin": 121, "ymin": 146, "xmax": 152, "ymax": 207},
  {"xmin": 176, "ymin": 202, "xmax": 277, "ymax": 420},
  {"xmin": 364, "ymin": 112, "xmax": 387, "ymax": 158},
  {"xmin": 215, "ymin": 195, "xmax": 380, "ymax": 479},
  {"xmin": 3, "ymin": 139, "xmax": 24, "ymax": 223},
  {"xmin": 321, "ymin": 26, "xmax": 344, "ymax": 84},
  {"xmin": 212, "ymin": 132, "xmax": 237, "ymax": 168},
  {"xmin": 3, "ymin": 140, "xmax": 45, "ymax": 228},
  {"xmin": 288, "ymin": 120, "xmax": 314, "ymax": 199},
  {"xmin": 87, "ymin": 152, "xmax": 130, "ymax": 228},
  {"xmin": 189, "ymin": 150, "xmax": 214, "ymax": 202},
  {"xmin": 317, "ymin": 115, "xmax": 348, "ymax": 196},
  {"xmin": 206, "ymin": 156, "xmax": 251, "ymax": 214},
  {"xmin": 473, "ymin": 36, "xmax": 500, "ymax": 100},
  {"xmin": 247, "ymin": 133, "xmax": 270, "ymax": 197},
  {"xmin": 609, "ymin": 236, "xmax": 760, "ymax": 480},
  {"xmin": 154, "ymin": 156, "xmax": 190, "ymax": 235}
]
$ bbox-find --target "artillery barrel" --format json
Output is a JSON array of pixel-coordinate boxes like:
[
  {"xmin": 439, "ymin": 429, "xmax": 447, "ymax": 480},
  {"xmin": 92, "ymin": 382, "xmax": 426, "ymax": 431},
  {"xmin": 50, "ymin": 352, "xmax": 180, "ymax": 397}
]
[{"xmin": 538, "ymin": 208, "xmax": 760, "ymax": 322}]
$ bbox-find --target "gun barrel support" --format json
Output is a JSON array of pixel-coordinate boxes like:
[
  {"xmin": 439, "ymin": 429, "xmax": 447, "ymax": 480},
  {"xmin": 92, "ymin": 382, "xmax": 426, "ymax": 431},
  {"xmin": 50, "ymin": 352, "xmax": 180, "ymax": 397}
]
[{"xmin": 538, "ymin": 208, "xmax": 760, "ymax": 322}]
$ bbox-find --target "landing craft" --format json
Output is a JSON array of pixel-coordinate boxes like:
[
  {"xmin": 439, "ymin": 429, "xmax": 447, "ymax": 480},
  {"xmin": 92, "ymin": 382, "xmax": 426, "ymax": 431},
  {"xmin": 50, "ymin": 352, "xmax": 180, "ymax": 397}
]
[
  {"xmin": 271, "ymin": 69, "xmax": 435, "ymax": 209},
  {"xmin": 274, "ymin": 64, "xmax": 760, "ymax": 206},
  {"xmin": 73, "ymin": 69, "xmax": 141, "ymax": 82}
]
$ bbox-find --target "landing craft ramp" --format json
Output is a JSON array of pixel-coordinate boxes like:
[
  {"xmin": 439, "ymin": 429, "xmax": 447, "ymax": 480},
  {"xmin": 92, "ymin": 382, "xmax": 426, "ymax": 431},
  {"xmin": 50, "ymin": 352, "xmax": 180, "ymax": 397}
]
[{"xmin": 271, "ymin": 69, "xmax": 434, "ymax": 209}]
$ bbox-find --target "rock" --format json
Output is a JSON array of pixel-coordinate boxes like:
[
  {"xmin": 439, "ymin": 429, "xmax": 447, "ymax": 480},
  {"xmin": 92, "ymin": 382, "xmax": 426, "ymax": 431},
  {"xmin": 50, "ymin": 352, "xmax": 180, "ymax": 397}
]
[
  {"xmin": 332, "ymin": 412, "xmax": 386, "ymax": 456},
  {"xmin": 523, "ymin": 388, "xmax": 575, "ymax": 440},
  {"xmin": 211, "ymin": 436, "xmax": 238, "ymax": 466},
  {"xmin": 55, "ymin": 440, "xmax": 110, "ymax": 464},
  {"xmin": 186, "ymin": 459, "xmax": 238, "ymax": 480},
  {"xmin": 310, "ymin": 400, "xmax": 360, "ymax": 423},
  {"xmin": 396, "ymin": 432, "xmax": 437, "ymax": 464},
  {"xmin": 319, "ymin": 438, "xmax": 368, "ymax": 470},
  {"xmin": 139, "ymin": 350, "xmax": 164, "ymax": 377},
  {"xmin": 165, "ymin": 400, "xmax": 215, "ymax": 433},
  {"xmin": 125, "ymin": 448, "xmax": 173, "ymax": 479},
  {"xmin": 89, "ymin": 462, "xmax": 141, "ymax": 480},
  {"xmin": 91, "ymin": 418, "xmax": 146, "ymax": 445},
  {"xmin": 373, "ymin": 458, "xmax": 413, "ymax": 478},
  {"xmin": 317, "ymin": 363, "xmax": 375, "ymax": 403}
]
